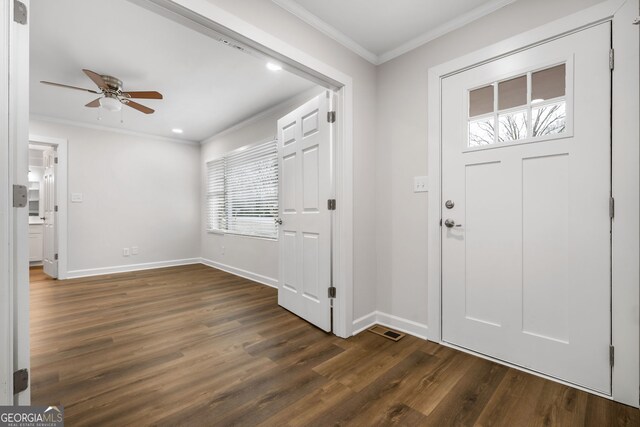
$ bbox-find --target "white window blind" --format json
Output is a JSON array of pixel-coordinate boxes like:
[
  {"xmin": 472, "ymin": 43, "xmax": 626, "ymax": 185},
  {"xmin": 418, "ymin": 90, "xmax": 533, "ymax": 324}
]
[{"xmin": 206, "ymin": 140, "xmax": 279, "ymax": 239}]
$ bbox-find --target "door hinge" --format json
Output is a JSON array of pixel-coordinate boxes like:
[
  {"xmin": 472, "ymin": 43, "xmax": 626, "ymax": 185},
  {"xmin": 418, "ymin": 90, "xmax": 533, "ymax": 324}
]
[
  {"xmin": 13, "ymin": 184, "xmax": 27, "ymax": 208},
  {"xmin": 13, "ymin": 0, "xmax": 27, "ymax": 25},
  {"xmin": 327, "ymin": 111, "xmax": 336, "ymax": 123},
  {"xmin": 440, "ymin": 219, "xmax": 442, "ymax": 227},
  {"xmin": 13, "ymin": 369, "xmax": 28, "ymax": 394},
  {"xmin": 54, "ymin": 254, "xmax": 59, "ymax": 261},
  {"xmin": 54, "ymin": 157, "xmax": 59, "ymax": 164},
  {"xmin": 609, "ymin": 345, "xmax": 615, "ymax": 367},
  {"xmin": 54, "ymin": 205, "xmax": 59, "ymax": 212},
  {"xmin": 609, "ymin": 49, "xmax": 615, "ymax": 70},
  {"xmin": 609, "ymin": 197, "xmax": 615, "ymax": 219},
  {"xmin": 327, "ymin": 199, "xmax": 336, "ymax": 210},
  {"xmin": 328, "ymin": 286, "xmax": 336, "ymax": 298}
]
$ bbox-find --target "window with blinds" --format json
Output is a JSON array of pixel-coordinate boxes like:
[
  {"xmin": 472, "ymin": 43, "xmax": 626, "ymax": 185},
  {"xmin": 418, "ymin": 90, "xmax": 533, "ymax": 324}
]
[{"xmin": 206, "ymin": 140, "xmax": 279, "ymax": 239}]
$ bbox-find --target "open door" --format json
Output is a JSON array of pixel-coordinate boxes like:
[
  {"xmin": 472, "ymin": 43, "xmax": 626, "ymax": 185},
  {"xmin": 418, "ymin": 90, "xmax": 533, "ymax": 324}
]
[
  {"xmin": 277, "ymin": 93, "xmax": 333, "ymax": 332},
  {"xmin": 1, "ymin": 0, "xmax": 31, "ymax": 405},
  {"xmin": 42, "ymin": 148, "xmax": 57, "ymax": 278}
]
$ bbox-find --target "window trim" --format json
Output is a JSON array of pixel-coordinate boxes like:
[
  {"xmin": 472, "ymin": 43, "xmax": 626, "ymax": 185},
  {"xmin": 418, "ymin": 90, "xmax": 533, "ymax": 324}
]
[
  {"xmin": 463, "ymin": 57, "xmax": 574, "ymax": 152},
  {"xmin": 205, "ymin": 137, "xmax": 279, "ymax": 240}
]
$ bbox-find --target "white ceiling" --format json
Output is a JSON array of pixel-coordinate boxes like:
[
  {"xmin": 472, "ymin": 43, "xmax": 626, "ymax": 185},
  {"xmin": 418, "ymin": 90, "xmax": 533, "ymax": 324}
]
[
  {"xmin": 30, "ymin": 0, "xmax": 316, "ymax": 143},
  {"xmin": 272, "ymin": 0, "xmax": 517, "ymax": 64}
]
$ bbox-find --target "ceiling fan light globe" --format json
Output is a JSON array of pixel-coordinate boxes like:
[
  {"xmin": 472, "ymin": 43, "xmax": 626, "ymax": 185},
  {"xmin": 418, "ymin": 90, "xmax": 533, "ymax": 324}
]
[{"xmin": 99, "ymin": 96, "xmax": 122, "ymax": 112}]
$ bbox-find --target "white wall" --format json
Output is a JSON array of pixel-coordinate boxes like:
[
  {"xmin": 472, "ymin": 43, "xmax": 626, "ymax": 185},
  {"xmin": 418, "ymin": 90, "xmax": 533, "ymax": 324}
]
[
  {"xmin": 200, "ymin": 88, "xmax": 324, "ymax": 285},
  {"xmin": 29, "ymin": 119, "xmax": 201, "ymax": 275},
  {"xmin": 375, "ymin": 0, "xmax": 607, "ymax": 327},
  {"xmin": 200, "ymin": 0, "xmax": 379, "ymax": 320}
]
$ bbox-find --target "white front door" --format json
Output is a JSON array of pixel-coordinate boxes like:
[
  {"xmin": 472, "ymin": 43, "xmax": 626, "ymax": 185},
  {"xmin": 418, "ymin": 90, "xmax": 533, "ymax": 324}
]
[
  {"xmin": 42, "ymin": 148, "xmax": 57, "ymax": 278},
  {"xmin": 441, "ymin": 23, "xmax": 611, "ymax": 393},
  {"xmin": 277, "ymin": 93, "xmax": 333, "ymax": 332}
]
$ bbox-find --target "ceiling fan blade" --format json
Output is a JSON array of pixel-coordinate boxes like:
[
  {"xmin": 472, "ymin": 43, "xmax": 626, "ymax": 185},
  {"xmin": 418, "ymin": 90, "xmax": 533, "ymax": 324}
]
[
  {"xmin": 40, "ymin": 81, "xmax": 100, "ymax": 94},
  {"xmin": 85, "ymin": 98, "xmax": 101, "ymax": 108},
  {"xmin": 125, "ymin": 100, "xmax": 154, "ymax": 114},
  {"xmin": 82, "ymin": 69, "xmax": 108, "ymax": 90},
  {"xmin": 122, "ymin": 91, "xmax": 163, "ymax": 99}
]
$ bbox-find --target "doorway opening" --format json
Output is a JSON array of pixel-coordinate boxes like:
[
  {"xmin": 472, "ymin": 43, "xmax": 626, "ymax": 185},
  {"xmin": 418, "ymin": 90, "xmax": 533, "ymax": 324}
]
[
  {"xmin": 19, "ymin": 0, "xmax": 353, "ymax": 412},
  {"xmin": 27, "ymin": 136, "xmax": 68, "ymax": 281}
]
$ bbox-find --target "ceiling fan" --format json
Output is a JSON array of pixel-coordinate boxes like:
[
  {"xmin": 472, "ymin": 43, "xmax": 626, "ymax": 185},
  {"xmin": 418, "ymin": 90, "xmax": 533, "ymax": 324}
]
[{"xmin": 40, "ymin": 69, "xmax": 163, "ymax": 114}]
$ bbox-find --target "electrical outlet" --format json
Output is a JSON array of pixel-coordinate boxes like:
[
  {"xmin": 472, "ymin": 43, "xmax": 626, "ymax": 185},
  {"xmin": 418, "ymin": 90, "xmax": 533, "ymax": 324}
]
[
  {"xmin": 123, "ymin": 248, "xmax": 130, "ymax": 257},
  {"xmin": 221, "ymin": 245, "xmax": 225, "ymax": 256},
  {"xmin": 131, "ymin": 246, "xmax": 139, "ymax": 255}
]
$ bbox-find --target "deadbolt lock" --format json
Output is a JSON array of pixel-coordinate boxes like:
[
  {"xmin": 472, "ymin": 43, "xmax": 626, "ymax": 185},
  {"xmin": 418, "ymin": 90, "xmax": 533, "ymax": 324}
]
[{"xmin": 445, "ymin": 200, "xmax": 455, "ymax": 209}]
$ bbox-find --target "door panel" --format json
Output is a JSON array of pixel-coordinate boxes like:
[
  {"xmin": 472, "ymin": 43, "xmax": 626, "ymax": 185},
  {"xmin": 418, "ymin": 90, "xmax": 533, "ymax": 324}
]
[
  {"xmin": 42, "ymin": 148, "xmax": 57, "ymax": 278},
  {"xmin": 441, "ymin": 23, "xmax": 611, "ymax": 393},
  {"xmin": 277, "ymin": 94, "xmax": 332, "ymax": 331}
]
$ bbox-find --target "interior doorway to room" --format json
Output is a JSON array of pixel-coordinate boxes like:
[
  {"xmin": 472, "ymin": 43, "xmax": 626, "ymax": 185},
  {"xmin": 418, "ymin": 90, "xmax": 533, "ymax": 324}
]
[
  {"xmin": 10, "ymin": 0, "xmax": 355, "ymax": 409},
  {"xmin": 28, "ymin": 140, "xmax": 65, "ymax": 279},
  {"xmin": 440, "ymin": 23, "xmax": 611, "ymax": 394}
]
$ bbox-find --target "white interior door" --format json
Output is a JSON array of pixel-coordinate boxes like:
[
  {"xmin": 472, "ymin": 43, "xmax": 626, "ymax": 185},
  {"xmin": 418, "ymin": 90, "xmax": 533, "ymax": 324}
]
[
  {"xmin": 42, "ymin": 148, "xmax": 58, "ymax": 278},
  {"xmin": 441, "ymin": 23, "xmax": 611, "ymax": 393},
  {"xmin": 277, "ymin": 93, "xmax": 332, "ymax": 332}
]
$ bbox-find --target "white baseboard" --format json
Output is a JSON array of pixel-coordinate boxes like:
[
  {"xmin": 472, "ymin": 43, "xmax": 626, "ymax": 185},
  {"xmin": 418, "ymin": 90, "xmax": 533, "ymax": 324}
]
[
  {"xmin": 352, "ymin": 311, "xmax": 429, "ymax": 340},
  {"xmin": 65, "ymin": 258, "xmax": 201, "ymax": 279},
  {"xmin": 352, "ymin": 312, "xmax": 378, "ymax": 335},
  {"xmin": 199, "ymin": 258, "xmax": 278, "ymax": 289}
]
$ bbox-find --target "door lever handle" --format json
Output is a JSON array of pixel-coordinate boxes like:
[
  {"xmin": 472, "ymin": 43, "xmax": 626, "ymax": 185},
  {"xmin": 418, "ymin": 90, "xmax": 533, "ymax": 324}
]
[
  {"xmin": 274, "ymin": 218, "xmax": 283, "ymax": 225},
  {"xmin": 444, "ymin": 219, "xmax": 462, "ymax": 228}
]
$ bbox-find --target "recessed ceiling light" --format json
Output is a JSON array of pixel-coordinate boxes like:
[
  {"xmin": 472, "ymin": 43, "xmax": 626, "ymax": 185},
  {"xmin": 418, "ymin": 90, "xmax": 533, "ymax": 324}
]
[
  {"xmin": 266, "ymin": 62, "xmax": 283, "ymax": 72},
  {"xmin": 172, "ymin": 128, "xmax": 184, "ymax": 134}
]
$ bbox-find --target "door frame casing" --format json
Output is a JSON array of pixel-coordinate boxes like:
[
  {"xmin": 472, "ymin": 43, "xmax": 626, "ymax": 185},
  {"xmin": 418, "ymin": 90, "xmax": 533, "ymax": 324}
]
[
  {"xmin": 427, "ymin": 0, "xmax": 639, "ymax": 406},
  {"xmin": 128, "ymin": 0, "xmax": 355, "ymax": 338},
  {"xmin": 0, "ymin": 0, "xmax": 12, "ymax": 406},
  {"xmin": 29, "ymin": 135, "xmax": 69, "ymax": 280}
]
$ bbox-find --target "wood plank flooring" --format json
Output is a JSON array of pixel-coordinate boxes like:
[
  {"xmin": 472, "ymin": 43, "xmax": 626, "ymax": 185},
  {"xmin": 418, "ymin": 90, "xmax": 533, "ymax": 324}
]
[{"xmin": 30, "ymin": 265, "xmax": 638, "ymax": 426}]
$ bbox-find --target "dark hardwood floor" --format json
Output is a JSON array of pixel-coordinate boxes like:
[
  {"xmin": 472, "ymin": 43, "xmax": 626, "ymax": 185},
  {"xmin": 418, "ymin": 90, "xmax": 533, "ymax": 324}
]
[{"xmin": 30, "ymin": 265, "xmax": 638, "ymax": 426}]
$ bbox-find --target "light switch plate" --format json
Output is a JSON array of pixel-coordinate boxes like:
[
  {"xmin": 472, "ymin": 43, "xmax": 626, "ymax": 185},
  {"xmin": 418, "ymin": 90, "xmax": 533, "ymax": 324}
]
[
  {"xmin": 414, "ymin": 176, "xmax": 428, "ymax": 193},
  {"xmin": 71, "ymin": 193, "xmax": 83, "ymax": 203}
]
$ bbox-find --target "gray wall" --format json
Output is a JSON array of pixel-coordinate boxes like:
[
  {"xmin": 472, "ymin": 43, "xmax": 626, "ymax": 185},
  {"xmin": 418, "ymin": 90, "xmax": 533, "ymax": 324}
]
[
  {"xmin": 30, "ymin": 119, "xmax": 201, "ymax": 274},
  {"xmin": 374, "ymin": 0, "xmax": 606, "ymax": 326}
]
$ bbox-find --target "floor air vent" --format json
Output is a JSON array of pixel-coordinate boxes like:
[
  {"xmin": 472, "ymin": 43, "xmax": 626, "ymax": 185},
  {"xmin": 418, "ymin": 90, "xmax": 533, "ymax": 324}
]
[{"xmin": 367, "ymin": 325, "xmax": 405, "ymax": 341}]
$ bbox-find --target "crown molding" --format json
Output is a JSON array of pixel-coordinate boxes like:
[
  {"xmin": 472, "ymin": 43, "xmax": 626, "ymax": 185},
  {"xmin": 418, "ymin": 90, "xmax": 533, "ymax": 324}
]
[
  {"xmin": 272, "ymin": 0, "xmax": 518, "ymax": 66},
  {"xmin": 29, "ymin": 114, "xmax": 200, "ymax": 146},
  {"xmin": 377, "ymin": 0, "xmax": 518, "ymax": 64},
  {"xmin": 271, "ymin": 0, "xmax": 379, "ymax": 64},
  {"xmin": 200, "ymin": 86, "xmax": 324, "ymax": 144}
]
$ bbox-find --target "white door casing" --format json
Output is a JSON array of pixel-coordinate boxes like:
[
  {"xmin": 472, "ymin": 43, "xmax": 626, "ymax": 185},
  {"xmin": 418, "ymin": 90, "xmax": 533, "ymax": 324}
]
[
  {"xmin": 0, "ymin": 0, "xmax": 12, "ymax": 405},
  {"xmin": 441, "ymin": 23, "xmax": 611, "ymax": 393},
  {"xmin": 42, "ymin": 148, "xmax": 57, "ymax": 278},
  {"xmin": 277, "ymin": 93, "xmax": 333, "ymax": 332}
]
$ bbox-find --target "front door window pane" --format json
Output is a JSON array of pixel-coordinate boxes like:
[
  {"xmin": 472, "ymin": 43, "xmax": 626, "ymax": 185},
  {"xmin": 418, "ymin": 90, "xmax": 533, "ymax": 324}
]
[
  {"xmin": 469, "ymin": 85, "xmax": 494, "ymax": 118},
  {"xmin": 532, "ymin": 64, "xmax": 566, "ymax": 102},
  {"xmin": 498, "ymin": 75, "xmax": 527, "ymax": 110},
  {"xmin": 533, "ymin": 102, "xmax": 566, "ymax": 137},
  {"xmin": 499, "ymin": 110, "xmax": 528, "ymax": 142},
  {"xmin": 469, "ymin": 117, "xmax": 496, "ymax": 147}
]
